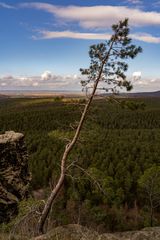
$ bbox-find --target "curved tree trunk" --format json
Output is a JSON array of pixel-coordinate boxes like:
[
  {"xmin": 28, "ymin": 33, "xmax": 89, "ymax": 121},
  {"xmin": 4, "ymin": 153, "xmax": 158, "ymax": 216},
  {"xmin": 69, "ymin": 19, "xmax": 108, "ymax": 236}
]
[{"xmin": 37, "ymin": 39, "xmax": 115, "ymax": 235}]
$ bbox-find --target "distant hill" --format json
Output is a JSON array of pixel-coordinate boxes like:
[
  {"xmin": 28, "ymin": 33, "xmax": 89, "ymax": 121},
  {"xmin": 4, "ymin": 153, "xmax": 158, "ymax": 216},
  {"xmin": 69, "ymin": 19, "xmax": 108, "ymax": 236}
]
[
  {"xmin": 0, "ymin": 94, "xmax": 9, "ymax": 99},
  {"xmin": 100, "ymin": 91, "xmax": 160, "ymax": 98},
  {"xmin": 127, "ymin": 91, "xmax": 160, "ymax": 98},
  {"xmin": 0, "ymin": 90, "xmax": 160, "ymax": 99},
  {"xmin": 113, "ymin": 91, "xmax": 160, "ymax": 98}
]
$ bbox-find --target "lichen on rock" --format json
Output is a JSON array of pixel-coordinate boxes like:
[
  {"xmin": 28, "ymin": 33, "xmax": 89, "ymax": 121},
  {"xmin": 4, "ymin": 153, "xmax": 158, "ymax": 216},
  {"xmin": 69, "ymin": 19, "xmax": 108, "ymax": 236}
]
[{"xmin": 0, "ymin": 131, "xmax": 31, "ymax": 223}]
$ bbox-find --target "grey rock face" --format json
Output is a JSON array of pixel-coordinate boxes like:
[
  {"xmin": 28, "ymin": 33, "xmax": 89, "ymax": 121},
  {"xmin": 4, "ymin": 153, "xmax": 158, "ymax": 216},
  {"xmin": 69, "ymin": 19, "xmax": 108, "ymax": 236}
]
[
  {"xmin": 32, "ymin": 225, "xmax": 160, "ymax": 240},
  {"xmin": 0, "ymin": 131, "xmax": 31, "ymax": 223}
]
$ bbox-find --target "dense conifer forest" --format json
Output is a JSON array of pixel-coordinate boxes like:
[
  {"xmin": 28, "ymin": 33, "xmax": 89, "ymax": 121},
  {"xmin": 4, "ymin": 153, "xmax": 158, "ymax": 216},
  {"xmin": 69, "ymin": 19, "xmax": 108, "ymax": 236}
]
[{"xmin": 0, "ymin": 97, "xmax": 160, "ymax": 231}]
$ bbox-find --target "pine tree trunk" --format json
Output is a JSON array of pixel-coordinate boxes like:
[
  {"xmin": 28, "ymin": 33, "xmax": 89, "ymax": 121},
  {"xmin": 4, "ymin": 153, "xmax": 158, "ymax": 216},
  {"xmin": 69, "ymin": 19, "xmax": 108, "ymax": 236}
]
[
  {"xmin": 37, "ymin": 38, "xmax": 115, "ymax": 235},
  {"xmin": 150, "ymin": 207, "xmax": 153, "ymax": 227}
]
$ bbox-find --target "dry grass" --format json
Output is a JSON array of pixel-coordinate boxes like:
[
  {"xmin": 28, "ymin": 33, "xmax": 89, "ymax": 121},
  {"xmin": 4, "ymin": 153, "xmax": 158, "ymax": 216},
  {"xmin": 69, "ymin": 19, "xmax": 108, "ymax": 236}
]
[{"xmin": 0, "ymin": 233, "xmax": 9, "ymax": 240}]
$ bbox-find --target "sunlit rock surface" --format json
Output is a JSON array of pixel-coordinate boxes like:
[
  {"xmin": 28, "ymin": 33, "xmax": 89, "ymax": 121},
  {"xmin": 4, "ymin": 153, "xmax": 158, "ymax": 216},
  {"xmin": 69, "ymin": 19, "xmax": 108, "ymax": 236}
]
[
  {"xmin": 33, "ymin": 225, "xmax": 160, "ymax": 240},
  {"xmin": 0, "ymin": 131, "xmax": 31, "ymax": 223}
]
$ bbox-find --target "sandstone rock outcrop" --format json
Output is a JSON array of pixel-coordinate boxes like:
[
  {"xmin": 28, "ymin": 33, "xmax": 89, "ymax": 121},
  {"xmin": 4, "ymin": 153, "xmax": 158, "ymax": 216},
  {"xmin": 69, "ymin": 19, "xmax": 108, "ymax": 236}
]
[
  {"xmin": 33, "ymin": 225, "xmax": 160, "ymax": 240},
  {"xmin": 0, "ymin": 131, "xmax": 31, "ymax": 223}
]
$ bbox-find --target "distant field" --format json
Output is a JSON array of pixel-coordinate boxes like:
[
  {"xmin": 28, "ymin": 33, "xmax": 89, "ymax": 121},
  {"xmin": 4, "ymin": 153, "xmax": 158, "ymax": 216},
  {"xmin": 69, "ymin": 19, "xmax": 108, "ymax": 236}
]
[
  {"xmin": 0, "ymin": 90, "xmax": 84, "ymax": 99},
  {"xmin": 0, "ymin": 90, "xmax": 160, "ymax": 98}
]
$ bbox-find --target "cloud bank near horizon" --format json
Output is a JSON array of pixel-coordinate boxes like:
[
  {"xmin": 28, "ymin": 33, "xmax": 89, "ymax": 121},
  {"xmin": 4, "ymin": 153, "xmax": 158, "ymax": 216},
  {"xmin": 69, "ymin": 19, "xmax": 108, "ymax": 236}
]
[
  {"xmin": 0, "ymin": 71, "xmax": 81, "ymax": 90},
  {"xmin": 0, "ymin": 71, "xmax": 159, "ymax": 92}
]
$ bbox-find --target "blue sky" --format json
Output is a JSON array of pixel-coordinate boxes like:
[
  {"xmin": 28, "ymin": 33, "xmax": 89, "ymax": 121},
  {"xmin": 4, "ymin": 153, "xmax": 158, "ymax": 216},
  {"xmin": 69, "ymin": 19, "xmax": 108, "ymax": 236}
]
[{"xmin": 0, "ymin": 0, "xmax": 160, "ymax": 91}]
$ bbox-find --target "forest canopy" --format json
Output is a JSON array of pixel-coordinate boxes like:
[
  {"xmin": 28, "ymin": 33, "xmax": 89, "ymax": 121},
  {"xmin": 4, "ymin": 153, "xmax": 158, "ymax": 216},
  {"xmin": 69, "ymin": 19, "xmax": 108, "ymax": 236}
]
[{"xmin": 0, "ymin": 97, "xmax": 160, "ymax": 230}]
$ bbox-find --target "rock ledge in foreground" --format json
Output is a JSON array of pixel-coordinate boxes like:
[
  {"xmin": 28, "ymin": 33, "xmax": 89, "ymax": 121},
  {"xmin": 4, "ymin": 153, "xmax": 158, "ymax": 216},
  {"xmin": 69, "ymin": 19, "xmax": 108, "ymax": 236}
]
[
  {"xmin": 33, "ymin": 224, "xmax": 160, "ymax": 240},
  {"xmin": 0, "ymin": 131, "xmax": 31, "ymax": 223}
]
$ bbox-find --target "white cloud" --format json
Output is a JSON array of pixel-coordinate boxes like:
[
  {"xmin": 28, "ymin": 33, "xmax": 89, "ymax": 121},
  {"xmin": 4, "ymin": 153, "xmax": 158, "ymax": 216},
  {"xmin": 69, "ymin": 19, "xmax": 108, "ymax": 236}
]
[
  {"xmin": 125, "ymin": 0, "xmax": 143, "ymax": 4},
  {"xmin": 0, "ymin": 71, "xmax": 81, "ymax": 90},
  {"xmin": 73, "ymin": 74, "xmax": 78, "ymax": 79},
  {"xmin": 34, "ymin": 30, "xmax": 160, "ymax": 44},
  {"xmin": 0, "ymin": 72, "xmax": 159, "ymax": 92},
  {"xmin": 133, "ymin": 77, "xmax": 160, "ymax": 91},
  {"xmin": 32, "ymin": 82, "xmax": 39, "ymax": 87},
  {"xmin": 36, "ymin": 30, "xmax": 112, "ymax": 40},
  {"xmin": 131, "ymin": 33, "xmax": 160, "ymax": 43},
  {"xmin": 0, "ymin": 2, "xmax": 15, "ymax": 9},
  {"xmin": 41, "ymin": 71, "xmax": 52, "ymax": 81},
  {"xmin": 20, "ymin": 3, "xmax": 160, "ymax": 29},
  {"xmin": 132, "ymin": 71, "xmax": 142, "ymax": 81},
  {"xmin": 18, "ymin": 3, "xmax": 160, "ymax": 44},
  {"xmin": 1, "ymin": 82, "xmax": 7, "ymax": 86},
  {"xmin": 150, "ymin": 78, "xmax": 156, "ymax": 82}
]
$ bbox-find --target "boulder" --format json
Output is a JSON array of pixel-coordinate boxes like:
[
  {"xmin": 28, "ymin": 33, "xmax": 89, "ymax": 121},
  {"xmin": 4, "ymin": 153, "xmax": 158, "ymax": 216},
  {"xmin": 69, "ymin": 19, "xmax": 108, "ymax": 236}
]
[{"xmin": 0, "ymin": 131, "xmax": 31, "ymax": 223}]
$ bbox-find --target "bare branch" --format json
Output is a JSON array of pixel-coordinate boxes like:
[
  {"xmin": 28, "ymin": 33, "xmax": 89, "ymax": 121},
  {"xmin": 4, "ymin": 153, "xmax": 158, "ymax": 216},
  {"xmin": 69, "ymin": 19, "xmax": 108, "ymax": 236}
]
[{"xmin": 74, "ymin": 164, "xmax": 107, "ymax": 196}]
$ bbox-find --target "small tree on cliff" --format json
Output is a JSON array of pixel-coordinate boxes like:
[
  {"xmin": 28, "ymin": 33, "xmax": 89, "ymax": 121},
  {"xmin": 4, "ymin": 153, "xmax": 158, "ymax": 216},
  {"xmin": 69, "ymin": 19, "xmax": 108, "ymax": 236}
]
[{"xmin": 38, "ymin": 19, "xmax": 142, "ymax": 234}]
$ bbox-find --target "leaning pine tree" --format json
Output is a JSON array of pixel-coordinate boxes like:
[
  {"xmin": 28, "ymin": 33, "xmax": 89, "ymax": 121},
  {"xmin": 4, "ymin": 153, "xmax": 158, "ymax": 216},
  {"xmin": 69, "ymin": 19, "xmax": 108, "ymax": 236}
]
[{"xmin": 38, "ymin": 18, "xmax": 142, "ymax": 234}]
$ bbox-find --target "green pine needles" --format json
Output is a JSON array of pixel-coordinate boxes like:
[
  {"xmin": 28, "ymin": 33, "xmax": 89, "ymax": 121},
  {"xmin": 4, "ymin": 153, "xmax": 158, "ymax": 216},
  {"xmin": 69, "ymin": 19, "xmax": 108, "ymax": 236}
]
[{"xmin": 80, "ymin": 19, "xmax": 142, "ymax": 94}]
